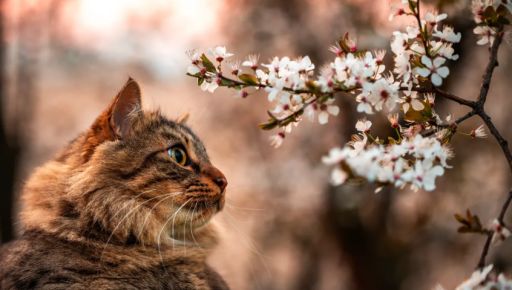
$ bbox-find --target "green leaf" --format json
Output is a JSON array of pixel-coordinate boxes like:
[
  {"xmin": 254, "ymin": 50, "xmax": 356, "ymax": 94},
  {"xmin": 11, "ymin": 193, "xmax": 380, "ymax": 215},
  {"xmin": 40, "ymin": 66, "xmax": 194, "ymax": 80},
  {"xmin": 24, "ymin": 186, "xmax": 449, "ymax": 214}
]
[
  {"xmin": 497, "ymin": 16, "xmax": 510, "ymax": 25},
  {"xmin": 200, "ymin": 54, "xmax": 216, "ymax": 73},
  {"xmin": 258, "ymin": 112, "xmax": 278, "ymax": 130},
  {"xmin": 238, "ymin": 74, "xmax": 259, "ymax": 85},
  {"xmin": 408, "ymin": 0, "xmax": 417, "ymax": 12},
  {"xmin": 482, "ymin": 6, "xmax": 497, "ymax": 20},
  {"xmin": 197, "ymin": 77, "xmax": 204, "ymax": 86},
  {"xmin": 497, "ymin": 4, "xmax": 509, "ymax": 16},
  {"xmin": 454, "ymin": 209, "xmax": 487, "ymax": 235},
  {"xmin": 258, "ymin": 120, "xmax": 278, "ymax": 130},
  {"xmin": 454, "ymin": 213, "xmax": 467, "ymax": 224}
]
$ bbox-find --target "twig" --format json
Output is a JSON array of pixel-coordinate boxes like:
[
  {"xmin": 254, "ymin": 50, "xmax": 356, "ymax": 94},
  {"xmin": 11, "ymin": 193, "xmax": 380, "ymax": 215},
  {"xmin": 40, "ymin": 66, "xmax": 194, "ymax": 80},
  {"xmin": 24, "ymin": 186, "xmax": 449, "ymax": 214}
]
[
  {"xmin": 477, "ymin": 190, "xmax": 512, "ymax": 269},
  {"xmin": 498, "ymin": 190, "xmax": 512, "ymax": 223},
  {"xmin": 412, "ymin": 0, "xmax": 431, "ymax": 59},
  {"xmin": 434, "ymin": 88, "xmax": 476, "ymax": 108},
  {"xmin": 410, "ymin": 87, "xmax": 476, "ymax": 107},
  {"xmin": 476, "ymin": 28, "xmax": 504, "ymax": 107},
  {"xmin": 478, "ymin": 110, "xmax": 512, "ymax": 172},
  {"xmin": 455, "ymin": 110, "xmax": 477, "ymax": 125}
]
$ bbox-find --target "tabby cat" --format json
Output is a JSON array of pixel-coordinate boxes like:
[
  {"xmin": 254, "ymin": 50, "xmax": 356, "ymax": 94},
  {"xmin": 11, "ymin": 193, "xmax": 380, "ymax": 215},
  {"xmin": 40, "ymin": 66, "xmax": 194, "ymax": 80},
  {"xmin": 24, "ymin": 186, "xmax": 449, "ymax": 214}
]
[{"xmin": 0, "ymin": 79, "xmax": 230, "ymax": 290}]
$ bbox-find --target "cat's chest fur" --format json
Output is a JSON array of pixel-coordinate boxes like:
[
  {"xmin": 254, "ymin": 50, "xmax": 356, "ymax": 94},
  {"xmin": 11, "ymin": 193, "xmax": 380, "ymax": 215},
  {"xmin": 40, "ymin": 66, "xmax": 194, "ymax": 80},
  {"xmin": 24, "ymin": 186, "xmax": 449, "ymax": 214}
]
[{"xmin": 0, "ymin": 230, "xmax": 228, "ymax": 290}]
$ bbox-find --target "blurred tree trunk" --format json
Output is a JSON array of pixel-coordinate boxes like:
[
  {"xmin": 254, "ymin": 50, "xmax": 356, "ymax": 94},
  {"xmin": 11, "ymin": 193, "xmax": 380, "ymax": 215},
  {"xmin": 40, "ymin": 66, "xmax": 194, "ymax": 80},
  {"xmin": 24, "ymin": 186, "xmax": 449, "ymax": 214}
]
[
  {"xmin": 0, "ymin": 0, "xmax": 19, "ymax": 244},
  {"xmin": 0, "ymin": 1, "xmax": 41, "ymax": 244}
]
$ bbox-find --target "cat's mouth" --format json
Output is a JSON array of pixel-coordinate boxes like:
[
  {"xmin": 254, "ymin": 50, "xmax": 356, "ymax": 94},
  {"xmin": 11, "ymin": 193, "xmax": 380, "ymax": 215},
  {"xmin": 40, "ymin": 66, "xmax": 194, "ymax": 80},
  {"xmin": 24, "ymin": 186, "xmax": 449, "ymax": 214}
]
[{"xmin": 184, "ymin": 194, "xmax": 225, "ymax": 213}]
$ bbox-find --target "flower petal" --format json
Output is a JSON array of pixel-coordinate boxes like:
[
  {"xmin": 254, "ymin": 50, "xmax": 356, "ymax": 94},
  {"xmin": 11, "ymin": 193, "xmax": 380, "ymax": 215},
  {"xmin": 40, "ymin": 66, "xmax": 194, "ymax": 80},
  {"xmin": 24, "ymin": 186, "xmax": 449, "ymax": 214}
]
[
  {"xmin": 431, "ymin": 73, "xmax": 443, "ymax": 86},
  {"xmin": 327, "ymin": 105, "xmax": 340, "ymax": 116},
  {"xmin": 330, "ymin": 167, "xmax": 348, "ymax": 185},
  {"xmin": 421, "ymin": 55, "xmax": 433, "ymax": 68},
  {"xmin": 318, "ymin": 112, "xmax": 329, "ymax": 124},
  {"xmin": 411, "ymin": 99, "xmax": 425, "ymax": 111},
  {"xmin": 433, "ymin": 57, "xmax": 446, "ymax": 68},
  {"xmin": 416, "ymin": 68, "xmax": 431, "ymax": 77},
  {"xmin": 437, "ymin": 66, "xmax": 450, "ymax": 78}
]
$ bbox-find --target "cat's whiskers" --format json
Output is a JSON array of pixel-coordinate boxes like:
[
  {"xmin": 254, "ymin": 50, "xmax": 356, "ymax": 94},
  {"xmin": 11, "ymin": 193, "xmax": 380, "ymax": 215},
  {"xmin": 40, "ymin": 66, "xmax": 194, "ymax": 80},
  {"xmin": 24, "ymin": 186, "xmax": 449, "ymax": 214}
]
[
  {"xmin": 221, "ymin": 210, "xmax": 272, "ymax": 279},
  {"xmin": 100, "ymin": 193, "xmax": 174, "ymax": 261},
  {"xmin": 170, "ymin": 199, "xmax": 191, "ymax": 249},
  {"xmin": 157, "ymin": 199, "xmax": 191, "ymax": 272},
  {"xmin": 137, "ymin": 191, "xmax": 183, "ymax": 247},
  {"xmin": 85, "ymin": 187, "xmax": 157, "ymax": 241},
  {"xmin": 224, "ymin": 201, "xmax": 265, "ymax": 212},
  {"xmin": 189, "ymin": 202, "xmax": 203, "ymax": 250},
  {"xmin": 183, "ymin": 202, "xmax": 193, "ymax": 256},
  {"xmin": 104, "ymin": 188, "xmax": 158, "ymax": 225}
]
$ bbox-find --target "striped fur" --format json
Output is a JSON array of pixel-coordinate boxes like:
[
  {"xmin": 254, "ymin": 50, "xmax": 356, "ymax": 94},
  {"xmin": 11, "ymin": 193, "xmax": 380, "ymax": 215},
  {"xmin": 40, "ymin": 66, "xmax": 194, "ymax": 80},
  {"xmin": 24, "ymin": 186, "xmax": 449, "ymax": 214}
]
[{"xmin": 0, "ymin": 79, "xmax": 229, "ymax": 289}]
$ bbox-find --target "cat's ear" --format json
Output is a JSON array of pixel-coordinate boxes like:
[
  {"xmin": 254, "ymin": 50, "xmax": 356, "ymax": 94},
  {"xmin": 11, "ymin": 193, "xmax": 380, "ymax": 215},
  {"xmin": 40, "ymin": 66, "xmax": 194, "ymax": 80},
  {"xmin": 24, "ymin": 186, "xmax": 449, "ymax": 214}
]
[
  {"xmin": 176, "ymin": 112, "xmax": 190, "ymax": 124},
  {"xmin": 109, "ymin": 78, "xmax": 142, "ymax": 138}
]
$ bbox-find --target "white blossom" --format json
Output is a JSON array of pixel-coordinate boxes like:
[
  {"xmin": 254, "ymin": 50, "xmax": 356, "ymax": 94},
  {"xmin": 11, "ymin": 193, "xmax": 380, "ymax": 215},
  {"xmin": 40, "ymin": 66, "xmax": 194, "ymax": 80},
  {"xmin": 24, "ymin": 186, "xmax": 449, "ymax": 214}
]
[
  {"xmin": 209, "ymin": 46, "xmax": 234, "ymax": 62},
  {"xmin": 323, "ymin": 135, "xmax": 450, "ymax": 191},
  {"xmin": 229, "ymin": 60, "xmax": 241, "ymax": 76},
  {"xmin": 388, "ymin": 113, "xmax": 399, "ymax": 128},
  {"xmin": 471, "ymin": 124, "xmax": 487, "ymax": 138},
  {"xmin": 363, "ymin": 78, "xmax": 400, "ymax": 111},
  {"xmin": 491, "ymin": 219, "xmax": 511, "ymax": 244},
  {"xmin": 242, "ymin": 54, "xmax": 260, "ymax": 70},
  {"xmin": 455, "ymin": 265, "xmax": 494, "ymax": 290},
  {"xmin": 433, "ymin": 25, "xmax": 462, "ymax": 43},
  {"xmin": 317, "ymin": 99, "xmax": 340, "ymax": 124},
  {"xmin": 269, "ymin": 132, "xmax": 285, "ymax": 148},
  {"xmin": 330, "ymin": 167, "xmax": 348, "ymax": 185},
  {"xmin": 436, "ymin": 42, "xmax": 459, "ymax": 60},
  {"xmin": 439, "ymin": 263, "xmax": 512, "ymax": 290},
  {"xmin": 200, "ymin": 75, "xmax": 220, "ymax": 93},
  {"xmin": 424, "ymin": 12, "xmax": 448, "ymax": 24},
  {"xmin": 322, "ymin": 147, "xmax": 345, "ymax": 165},
  {"xmin": 474, "ymin": 26, "xmax": 496, "ymax": 46},
  {"xmin": 400, "ymin": 90, "xmax": 424, "ymax": 113},
  {"xmin": 355, "ymin": 119, "xmax": 372, "ymax": 132},
  {"xmin": 356, "ymin": 94, "xmax": 374, "ymax": 114},
  {"xmin": 186, "ymin": 49, "xmax": 202, "ymax": 75},
  {"xmin": 416, "ymin": 56, "xmax": 450, "ymax": 86}
]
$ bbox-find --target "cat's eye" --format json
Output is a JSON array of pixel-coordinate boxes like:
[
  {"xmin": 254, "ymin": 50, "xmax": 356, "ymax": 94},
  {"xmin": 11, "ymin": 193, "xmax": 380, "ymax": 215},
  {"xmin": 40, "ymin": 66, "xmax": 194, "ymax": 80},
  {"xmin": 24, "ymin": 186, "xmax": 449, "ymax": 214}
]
[{"xmin": 167, "ymin": 146, "xmax": 188, "ymax": 166}]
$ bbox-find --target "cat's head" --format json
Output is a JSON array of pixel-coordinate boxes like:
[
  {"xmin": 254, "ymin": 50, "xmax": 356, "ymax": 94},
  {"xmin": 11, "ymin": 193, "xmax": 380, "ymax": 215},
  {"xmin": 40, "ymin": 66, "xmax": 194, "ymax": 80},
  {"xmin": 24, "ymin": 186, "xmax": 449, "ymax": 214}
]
[{"xmin": 21, "ymin": 78, "xmax": 227, "ymax": 247}]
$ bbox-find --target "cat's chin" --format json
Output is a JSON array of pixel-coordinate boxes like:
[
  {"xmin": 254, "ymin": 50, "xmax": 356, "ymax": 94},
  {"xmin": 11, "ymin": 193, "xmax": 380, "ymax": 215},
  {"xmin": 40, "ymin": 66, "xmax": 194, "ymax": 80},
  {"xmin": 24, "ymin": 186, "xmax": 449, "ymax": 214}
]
[{"xmin": 188, "ymin": 207, "xmax": 217, "ymax": 227}]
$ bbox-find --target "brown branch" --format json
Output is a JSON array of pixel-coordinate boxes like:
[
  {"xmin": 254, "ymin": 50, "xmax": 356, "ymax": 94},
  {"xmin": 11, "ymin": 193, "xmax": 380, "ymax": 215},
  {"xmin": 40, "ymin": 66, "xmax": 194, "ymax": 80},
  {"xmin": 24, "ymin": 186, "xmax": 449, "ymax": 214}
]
[
  {"xmin": 455, "ymin": 110, "xmax": 477, "ymax": 125},
  {"xmin": 434, "ymin": 88, "xmax": 476, "ymax": 108},
  {"xmin": 476, "ymin": 28, "xmax": 504, "ymax": 107},
  {"xmin": 409, "ymin": 87, "xmax": 476, "ymax": 107},
  {"xmin": 478, "ymin": 110, "xmax": 512, "ymax": 172},
  {"xmin": 498, "ymin": 190, "xmax": 512, "ymax": 223},
  {"xmin": 477, "ymin": 234, "xmax": 493, "ymax": 269},
  {"xmin": 412, "ymin": 0, "xmax": 431, "ymax": 59},
  {"xmin": 470, "ymin": 27, "xmax": 512, "ymax": 270}
]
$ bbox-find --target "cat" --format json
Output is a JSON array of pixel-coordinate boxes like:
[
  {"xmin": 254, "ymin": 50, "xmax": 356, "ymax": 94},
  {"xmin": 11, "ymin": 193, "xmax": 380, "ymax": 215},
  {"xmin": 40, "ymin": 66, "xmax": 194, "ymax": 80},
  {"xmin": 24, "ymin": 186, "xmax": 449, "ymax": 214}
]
[{"xmin": 0, "ymin": 78, "xmax": 230, "ymax": 290}]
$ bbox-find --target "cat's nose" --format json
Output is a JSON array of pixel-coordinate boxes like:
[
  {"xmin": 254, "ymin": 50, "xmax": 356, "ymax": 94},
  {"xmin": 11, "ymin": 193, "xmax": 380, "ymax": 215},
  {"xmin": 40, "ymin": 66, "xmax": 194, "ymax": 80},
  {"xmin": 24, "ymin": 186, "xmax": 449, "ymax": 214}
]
[
  {"xmin": 213, "ymin": 176, "xmax": 227, "ymax": 192},
  {"xmin": 201, "ymin": 163, "xmax": 228, "ymax": 192}
]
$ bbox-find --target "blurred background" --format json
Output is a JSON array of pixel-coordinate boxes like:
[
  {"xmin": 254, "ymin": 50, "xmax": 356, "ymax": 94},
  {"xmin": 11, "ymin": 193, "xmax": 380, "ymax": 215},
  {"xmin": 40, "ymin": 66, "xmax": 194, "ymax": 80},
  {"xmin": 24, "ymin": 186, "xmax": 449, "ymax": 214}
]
[{"xmin": 0, "ymin": 0, "xmax": 511, "ymax": 289}]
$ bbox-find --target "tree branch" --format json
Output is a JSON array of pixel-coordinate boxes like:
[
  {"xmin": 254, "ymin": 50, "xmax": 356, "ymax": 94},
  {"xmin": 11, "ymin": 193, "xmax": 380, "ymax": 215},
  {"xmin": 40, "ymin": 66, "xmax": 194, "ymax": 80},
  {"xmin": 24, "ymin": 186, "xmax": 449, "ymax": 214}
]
[
  {"xmin": 470, "ymin": 27, "xmax": 512, "ymax": 269},
  {"xmin": 478, "ymin": 110, "xmax": 512, "ymax": 172},
  {"xmin": 434, "ymin": 88, "xmax": 476, "ymax": 108},
  {"xmin": 476, "ymin": 28, "xmax": 504, "ymax": 107}
]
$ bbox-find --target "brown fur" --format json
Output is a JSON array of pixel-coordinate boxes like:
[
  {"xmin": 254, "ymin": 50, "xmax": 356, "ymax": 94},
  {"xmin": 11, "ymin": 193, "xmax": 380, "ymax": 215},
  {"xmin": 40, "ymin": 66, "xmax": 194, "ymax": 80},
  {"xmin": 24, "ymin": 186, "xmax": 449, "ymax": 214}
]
[{"xmin": 0, "ymin": 79, "xmax": 229, "ymax": 289}]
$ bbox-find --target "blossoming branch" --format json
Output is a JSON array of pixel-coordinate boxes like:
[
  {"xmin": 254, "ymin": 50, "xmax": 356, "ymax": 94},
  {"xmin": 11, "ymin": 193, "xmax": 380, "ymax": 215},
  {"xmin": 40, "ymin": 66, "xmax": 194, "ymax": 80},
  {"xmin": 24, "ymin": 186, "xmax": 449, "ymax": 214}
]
[{"xmin": 186, "ymin": 0, "xmax": 512, "ymax": 288}]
